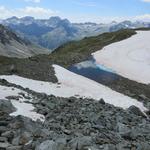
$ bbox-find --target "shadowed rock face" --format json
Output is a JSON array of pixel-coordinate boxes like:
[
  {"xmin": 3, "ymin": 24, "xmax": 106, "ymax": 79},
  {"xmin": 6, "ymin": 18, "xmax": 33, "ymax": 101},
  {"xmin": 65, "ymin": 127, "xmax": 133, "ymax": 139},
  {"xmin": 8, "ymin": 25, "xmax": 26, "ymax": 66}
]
[
  {"xmin": 0, "ymin": 24, "xmax": 29, "ymax": 45},
  {"xmin": 0, "ymin": 24, "xmax": 49, "ymax": 58}
]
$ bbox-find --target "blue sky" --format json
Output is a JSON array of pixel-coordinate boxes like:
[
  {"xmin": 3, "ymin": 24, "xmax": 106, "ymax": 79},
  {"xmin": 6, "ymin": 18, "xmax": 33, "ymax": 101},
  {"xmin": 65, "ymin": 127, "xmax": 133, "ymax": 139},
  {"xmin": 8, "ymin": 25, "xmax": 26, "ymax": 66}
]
[{"xmin": 0, "ymin": 0, "xmax": 150, "ymax": 22}]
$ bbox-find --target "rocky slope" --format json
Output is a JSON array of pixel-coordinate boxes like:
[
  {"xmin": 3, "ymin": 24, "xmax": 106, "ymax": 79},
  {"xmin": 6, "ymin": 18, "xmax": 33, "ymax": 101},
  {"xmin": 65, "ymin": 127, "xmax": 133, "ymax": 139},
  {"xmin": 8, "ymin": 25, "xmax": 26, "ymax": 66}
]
[
  {"xmin": 0, "ymin": 24, "xmax": 49, "ymax": 58},
  {"xmin": 0, "ymin": 28, "xmax": 150, "ymax": 150},
  {"xmin": 1, "ymin": 16, "xmax": 150, "ymax": 50},
  {"xmin": 0, "ymin": 79, "xmax": 150, "ymax": 150}
]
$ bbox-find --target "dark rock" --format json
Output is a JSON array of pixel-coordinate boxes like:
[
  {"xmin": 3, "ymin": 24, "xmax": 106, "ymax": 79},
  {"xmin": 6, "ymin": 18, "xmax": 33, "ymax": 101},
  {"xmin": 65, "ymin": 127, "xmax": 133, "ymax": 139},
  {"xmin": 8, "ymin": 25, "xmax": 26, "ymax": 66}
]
[
  {"xmin": 18, "ymin": 92, "xmax": 25, "ymax": 97},
  {"xmin": 0, "ymin": 100, "xmax": 16, "ymax": 113},
  {"xmin": 63, "ymin": 129, "xmax": 71, "ymax": 135},
  {"xmin": 116, "ymin": 123, "xmax": 130, "ymax": 135},
  {"xmin": 138, "ymin": 94, "xmax": 147, "ymax": 100},
  {"xmin": 1, "ymin": 131, "xmax": 14, "ymax": 140},
  {"xmin": 69, "ymin": 136, "xmax": 93, "ymax": 150},
  {"xmin": 0, "ymin": 126, "xmax": 8, "ymax": 134},
  {"xmin": 55, "ymin": 138, "xmax": 67, "ymax": 150},
  {"xmin": 12, "ymin": 137, "xmax": 20, "ymax": 146},
  {"xmin": 136, "ymin": 142, "xmax": 150, "ymax": 150},
  {"xmin": 5, "ymin": 96, "xmax": 21, "ymax": 101},
  {"xmin": 99, "ymin": 98, "xmax": 105, "ymax": 105},
  {"xmin": 0, "ymin": 142, "xmax": 10, "ymax": 149},
  {"xmin": 19, "ymin": 132, "xmax": 33, "ymax": 145},
  {"xmin": 116, "ymin": 142, "xmax": 131, "ymax": 150},
  {"xmin": 128, "ymin": 105, "xmax": 146, "ymax": 117},
  {"xmin": 121, "ymin": 131, "xmax": 134, "ymax": 140},
  {"xmin": 6, "ymin": 146, "xmax": 22, "ymax": 150},
  {"xmin": 35, "ymin": 140, "xmax": 57, "ymax": 150},
  {"xmin": 0, "ymin": 137, "xmax": 8, "ymax": 143},
  {"xmin": 101, "ymin": 144, "xmax": 116, "ymax": 150},
  {"xmin": 86, "ymin": 146, "xmax": 99, "ymax": 150},
  {"xmin": 0, "ymin": 79, "xmax": 8, "ymax": 84}
]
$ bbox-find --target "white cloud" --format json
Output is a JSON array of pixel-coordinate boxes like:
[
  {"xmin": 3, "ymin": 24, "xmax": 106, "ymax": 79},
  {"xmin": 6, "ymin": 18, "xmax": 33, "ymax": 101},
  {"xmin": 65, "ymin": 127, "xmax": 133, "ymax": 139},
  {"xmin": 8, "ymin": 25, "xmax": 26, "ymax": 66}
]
[
  {"xmin": 0, "ymin": 6, "xmax": 13, "ymax": 19},
  {"xmin": 24, "ymin": 0, "xmax": 41, "ymax": 3},
  {"xmin": 0, "ymin": 6, "xmax": 58, "ymax": 19},
  {"xmin": 19, "ymin": 7, "xmax": 55, "ymax": 18},
  {"xmin": 0, "ymin": 5, "xmax": 150, "ymax": 23},
  {"xmin": 141, "ymin": 0, "xmax": 150, "ymax": 2},
  {"xmin": 63, "ymin": 13, "xmax": 150, "ymax": 23},
  {"xmin": 133, "ymin": 14, "xmax": 150, "ymax": 22}
]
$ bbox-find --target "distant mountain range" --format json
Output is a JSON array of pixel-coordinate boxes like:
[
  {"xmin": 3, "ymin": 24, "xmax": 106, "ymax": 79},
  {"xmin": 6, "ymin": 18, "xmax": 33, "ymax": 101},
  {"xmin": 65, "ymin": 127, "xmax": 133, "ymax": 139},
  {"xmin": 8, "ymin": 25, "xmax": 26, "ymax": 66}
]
[
  {"xmin": 0, "ymin": 24, "xmax": 49, "ymax": 58},
  {"xmin": 1, "ymin": 16, "xmax": 150, "ymax": 50}
]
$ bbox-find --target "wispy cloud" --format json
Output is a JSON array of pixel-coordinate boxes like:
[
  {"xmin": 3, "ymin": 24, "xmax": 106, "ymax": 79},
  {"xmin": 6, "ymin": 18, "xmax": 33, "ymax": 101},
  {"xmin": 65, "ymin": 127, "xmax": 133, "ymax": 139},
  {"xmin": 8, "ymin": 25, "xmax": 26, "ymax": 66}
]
[{"xmin": 72, "ymin": 0, "xmax": 97, "ymax": 7}]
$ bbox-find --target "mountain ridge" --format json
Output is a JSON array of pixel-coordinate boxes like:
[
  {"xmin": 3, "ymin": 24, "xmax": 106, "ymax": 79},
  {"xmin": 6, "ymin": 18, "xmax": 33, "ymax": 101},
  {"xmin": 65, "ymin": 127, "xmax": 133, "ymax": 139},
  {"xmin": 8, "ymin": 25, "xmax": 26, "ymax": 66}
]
[
  {"xmin": 0, "ymin": 24, "xmax": 50, "ymax": 58},
  {"xmin": 1, "ymin": 16, "xmax": 150, "ymax": 50}
]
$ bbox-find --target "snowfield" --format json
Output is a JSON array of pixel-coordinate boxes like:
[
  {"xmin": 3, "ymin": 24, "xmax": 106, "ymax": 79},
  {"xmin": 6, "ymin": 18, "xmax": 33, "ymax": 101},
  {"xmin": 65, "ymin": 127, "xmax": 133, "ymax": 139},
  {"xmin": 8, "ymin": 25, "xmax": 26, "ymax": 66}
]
[
  {"xmin": 0, "ymin": 85, "xmax": 45, "ymax": 122},
  {"xmin": 0, "ymin": 65, "xmax": 147, "ymax": 112},
  {"xmin": 92, "ymin": 31, "xmax": 150, "ymax": 84}
]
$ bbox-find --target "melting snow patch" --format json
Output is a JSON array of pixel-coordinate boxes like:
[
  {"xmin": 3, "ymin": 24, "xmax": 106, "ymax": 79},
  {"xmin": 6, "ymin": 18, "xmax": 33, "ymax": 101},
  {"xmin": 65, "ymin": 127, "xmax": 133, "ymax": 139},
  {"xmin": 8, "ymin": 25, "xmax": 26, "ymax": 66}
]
[
  {"xmin": 10, "ymin": 100, "xmax": 45, "ymax": 122},
  {"xmin": 0, "ymin": 85, "xmax": 21, "ymax": 99},
  {"xmin": 0, "ymin": 85, "xmax": 45, "ymax": 122},
  {"xmin": 0, "ymin": 65, "xmax": 147, "ymax": 112},
  {"xmin": 94, "ymin": 63, "xmax": 116, "ymax": 73},
  {"xmin": 92, "ymin": 31, "xmax": 150, "ymax": 84},
  {"xmin": 75, "ymin": 60, "xmax": 97, "ymax": 69}
]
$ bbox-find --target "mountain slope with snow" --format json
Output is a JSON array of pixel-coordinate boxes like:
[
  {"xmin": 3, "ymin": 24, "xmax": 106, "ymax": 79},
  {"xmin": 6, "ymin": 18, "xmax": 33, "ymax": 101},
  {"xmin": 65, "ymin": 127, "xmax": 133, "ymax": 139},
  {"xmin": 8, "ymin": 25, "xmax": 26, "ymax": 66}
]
[
  {"xmin": 0, "ymin": 85, "xmax": 45, "ymax": 121},
  {"xmin": 0, "ymin": 65, "xmax": 147, "ymax": 112},
  {"xmin": 93, "ymin": 30, "xmax": 150, "ymax": 84},
  {"xmin": 0, "ymin": 27, "xmax": 150, "ymax": 149}
]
